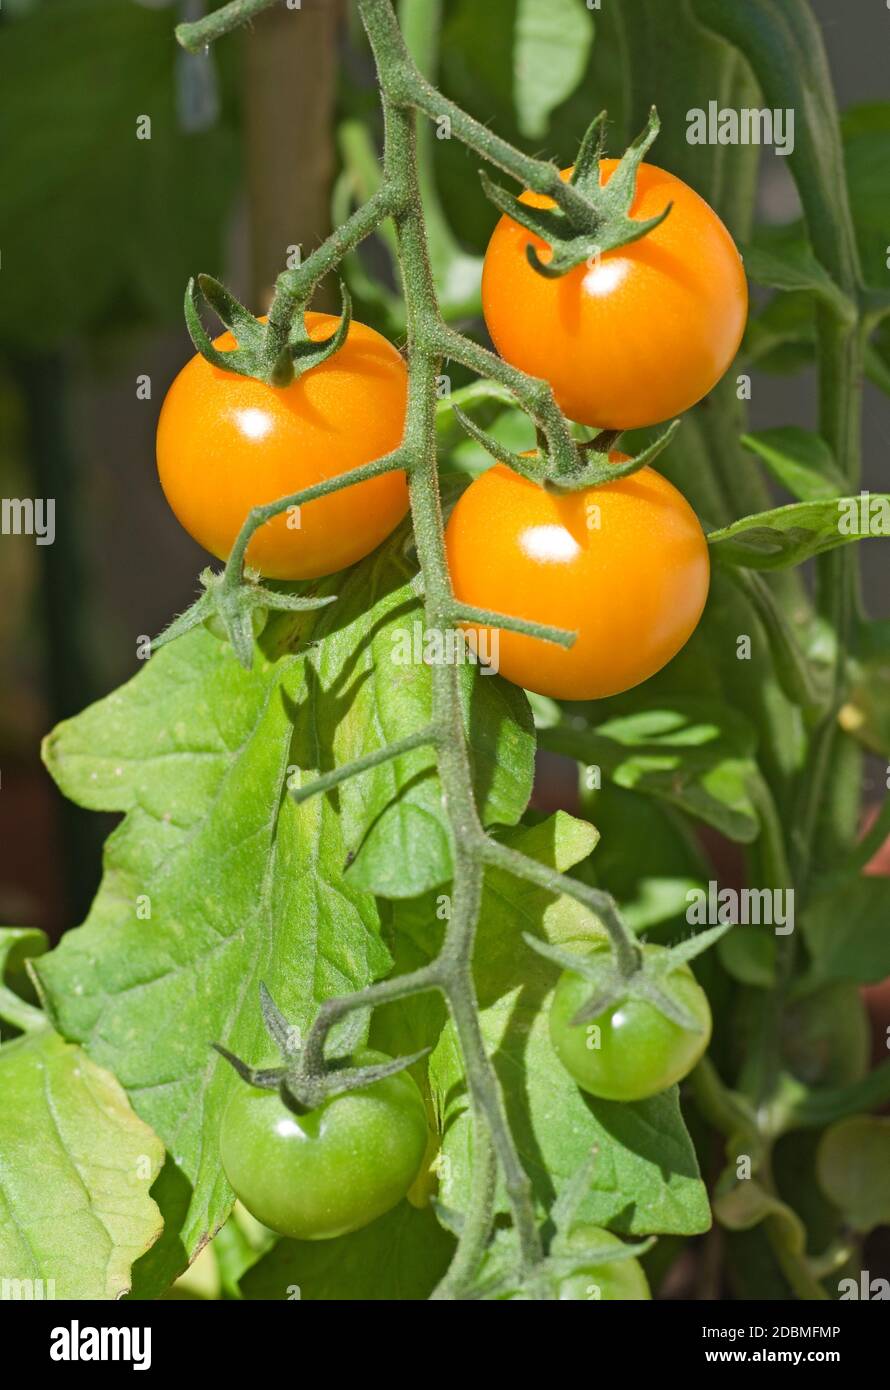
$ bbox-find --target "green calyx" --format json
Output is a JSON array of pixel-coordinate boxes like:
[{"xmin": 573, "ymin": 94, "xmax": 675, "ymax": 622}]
[
  {"xmin": 525, "ymin": 922, "xmax": 729, "ymax": 1031},
  {"xmin": 213, "ymin": 983, "xmax": 429, "ymax": 1113},
  {"xmin": 452, "ymin": 405, "xmax": 681, "ymax": 491},
  {"xmin": 151, "ymin": 566, "xmax": 336, "ymax": 671},
  {"xmin": 481, "ymin": 107, "xmax": 671, "ymax": 279},
  {"xmin": 184, "ymin": 272, "xmax": 354, "ymax": 387}
]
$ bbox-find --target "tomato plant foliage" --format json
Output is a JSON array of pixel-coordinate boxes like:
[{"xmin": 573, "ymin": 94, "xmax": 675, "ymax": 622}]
[
  {"xmin": 0, "ymin": 930, "xmax": 165, "ymax": 1300},
  {"xmin": 3, "ymin": 0, "xmax": 890, "ymax": 1303},
  {"xmin": 32, "ymin": 534, "xmax": 537, "ymax": 1259},
  {"xmin": 29, "ymin": 527, "xmax": 712, "ymax": 1280}
]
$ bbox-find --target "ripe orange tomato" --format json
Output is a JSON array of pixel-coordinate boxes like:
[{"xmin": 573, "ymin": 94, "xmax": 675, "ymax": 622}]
[
  {"xmin": 482, "ymin": 162, "xmax": 747, "ymax": 430},
  {"xmin": 157, "ymin": 314, "xmax": 409, "ymax": 580},
  {"xmin": 444, "ymin": 455, "xmax": 710, "ymax": 700}
]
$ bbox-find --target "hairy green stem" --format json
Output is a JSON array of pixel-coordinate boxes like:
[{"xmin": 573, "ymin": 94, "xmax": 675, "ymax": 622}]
[
  {"xmin": 451, "ymin": 603, "xmax": 575, "ymax": 649},
  {"xmin": 380, "ymin": 56, "xmax": 543, "ymax": 1272},
  {"xmin": 359, "ymin": 0, "xmax": 596, "ymax": 228},
  {"xmin": 301, "ymin": 964, "xmax": 444, "ymax": 1081},
  {"xmin": 433, "ymin": 322, "xmax": 580, "ymax": 482},
  {"xmin": 265, "ymin": 184, "xmax": 400, "ymax": 356},
  {"xmin": 430, "ymin": 1122, "xmax": 497, "ymax": 1300},
  {"xmin": 481, "ymin": 838, "xmax": 641, "ymax": 977},
  {"xmin": 289, "ymin": 727, "xmax": 436, "ymax": 804},
  {"xmin": 176, "ymin": 0, "xmax": 279, "ymax": 53},
  {"xmin": 222, "ymin": 450, "xmax": 405, "ymax": 586}
]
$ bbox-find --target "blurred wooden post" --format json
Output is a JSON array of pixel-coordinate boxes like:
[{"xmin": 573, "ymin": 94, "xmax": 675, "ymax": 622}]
[{"xmin": 245, "ymin": 0, "xmax": 342, "ymax": 311}]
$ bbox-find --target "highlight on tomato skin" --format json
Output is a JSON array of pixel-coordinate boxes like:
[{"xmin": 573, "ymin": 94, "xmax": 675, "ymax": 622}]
[
  {"xmin": 482, "ymin": 160, "xmax": 748, "ymax": 431},
  {"xmin": 156, "ymin": 313, "xmax": 410, "ymax": 581},
  {"xmin": 444, "ymin": 452, "xmax": 711, "ymax": 702}
]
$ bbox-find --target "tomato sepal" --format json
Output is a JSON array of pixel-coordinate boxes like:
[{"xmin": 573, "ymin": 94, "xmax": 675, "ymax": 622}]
[
  {"xmin": 526, "ymin": 920, "xmax": 727, "ymax": 1032},
  {"xmin": 211, "ymin": 1043, "xmax": 285, "ymax": 1093},
  {"xmin": 565, "ymin": 417, "xmax": 682, "ymax": 490},
  {"xmin": 450, "ymin": 405, "xmax": 550, "ymax": 484},
  {"xmin": 214, "ymin": 981, "xmax": 431, "ymax": 1114},
  {"xmin": 258, "ymin": 979, "xmax": 302, "ymax": 1060},
  {"xmin": 196, "ymin": 273, "xmax": 266, "ymax": 351},
  {"xmin": 481, "ymin": 107, "xmax": 673, "ymax": 280},
  {"xmin": 524, "ymin": 932, "xmax": 630, "ymax": 1021},
  {"xmin": 452, "ymin": 400, "xmax": 681, "ymax": 493},
  {"xmin": 184, "ymin": 277, "xmax": 258, "ymax": 378},
  {"xmin": 151, "ymin": 567, "xmax": 335, "ymax": 669},
  {"xmin": 286, "ymin": 1047, "xmax": 432, "ymax": 1109},
  {"xmin": 184, "ymin": 274, "xmax": 356, "ymax": 389},
  {"xmin": 275, "ymin": 281, "xmax": 354, "ymax": 386}
]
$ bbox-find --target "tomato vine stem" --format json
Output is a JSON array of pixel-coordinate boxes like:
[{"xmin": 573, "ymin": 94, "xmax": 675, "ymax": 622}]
[
  {"xmin": 220, "ymin": 449, "xmax": 406, "ymax": 588},
  {"xmin": 289, "ymin": 726, "xmax": 437, "ymax": 805}
]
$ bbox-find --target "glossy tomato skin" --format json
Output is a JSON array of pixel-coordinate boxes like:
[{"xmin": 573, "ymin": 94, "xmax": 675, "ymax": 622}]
[
  {"xmin": 549, "ymin": 946, "xmax": 712, "ymax": 1102},
  {"xmin": 219, "ymin": 1050, "xmax": 428, "ymax": 1241},
  {"xmin": 482, "ymin": 161, "xmax": 747, "ymax": 429},
  {"xmin": 444, "ymin": 455, "xmax": 709, "ymax": 700},
  {"xmin": 157, "ymin": 314, "xmax": 409, "ymax": 580},
  {"xmin": 555, "ymin": 1225, "xmax": 651, "ymax": 1301}
]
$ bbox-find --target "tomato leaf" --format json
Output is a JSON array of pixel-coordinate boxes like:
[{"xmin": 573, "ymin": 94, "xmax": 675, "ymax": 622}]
[
  {"xmin": 541, "ymin": 696, "xmax": 760, "ymax": 843},
  {"xmin": 801, "ymin": 875, "xmax": 890, "ymax": 987},
  {"xmin": 34, "ymin": 620, "xmax": 388, "ymax": 1261},
  {"xmin": 513, "ymin": 0, "xmax": 595, "ymax": 140},
  {"xmin": 125, "ymin": 1155, "xmax": 195, "ymax": 1301},
  {"xmin": 740, "ymin": 428, "xmax": 845, "ymax": 503},
  {"xmin": 0, "ymin": 1029, "xmax": 164, "ymax": 1299},
  {"xmin": 708, "ymin": 496, "xmax": 890, "ymax": 571},
  {"xmin": 718, "ymin": 928, "xmax": 777, "ymax": 989},
  {"xmin": 0, "ymin": 925, "xmax": 47, "ymax": 1034},
  {"xmin": 842, "ymin": 101, "xmax": 890, "ymax": 292},
  {"xmin": 741, "ymin": 236, "xmax": 855, "ymax": 324},
  {"xmin": 239, "ymin": 1201, "xmax": 454, "ymax": 1300},
  {"xmin": 817, "ymin": 1117, "xmax": 890, "ymax": 1234},
  {"xmin": 33, "ymin": 535, "xmax": 533, "ymax": 1262},
  {"xmin": 713, "ymin": 1177, "xmax": 806, "ymax": 1257}
]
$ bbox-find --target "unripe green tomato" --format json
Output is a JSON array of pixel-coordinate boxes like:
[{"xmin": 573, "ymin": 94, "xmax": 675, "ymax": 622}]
[
  {"xmin": 219, "ymin": 1049, "xmax": 428, "ymax": 1241},
  {"xmin": 549, "ymin": 945, "xmax": 712, "ymax": 1101},
  {"xmin": 555, "ymin": 1225, "xmax": 652, "ymax": 1301}
]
